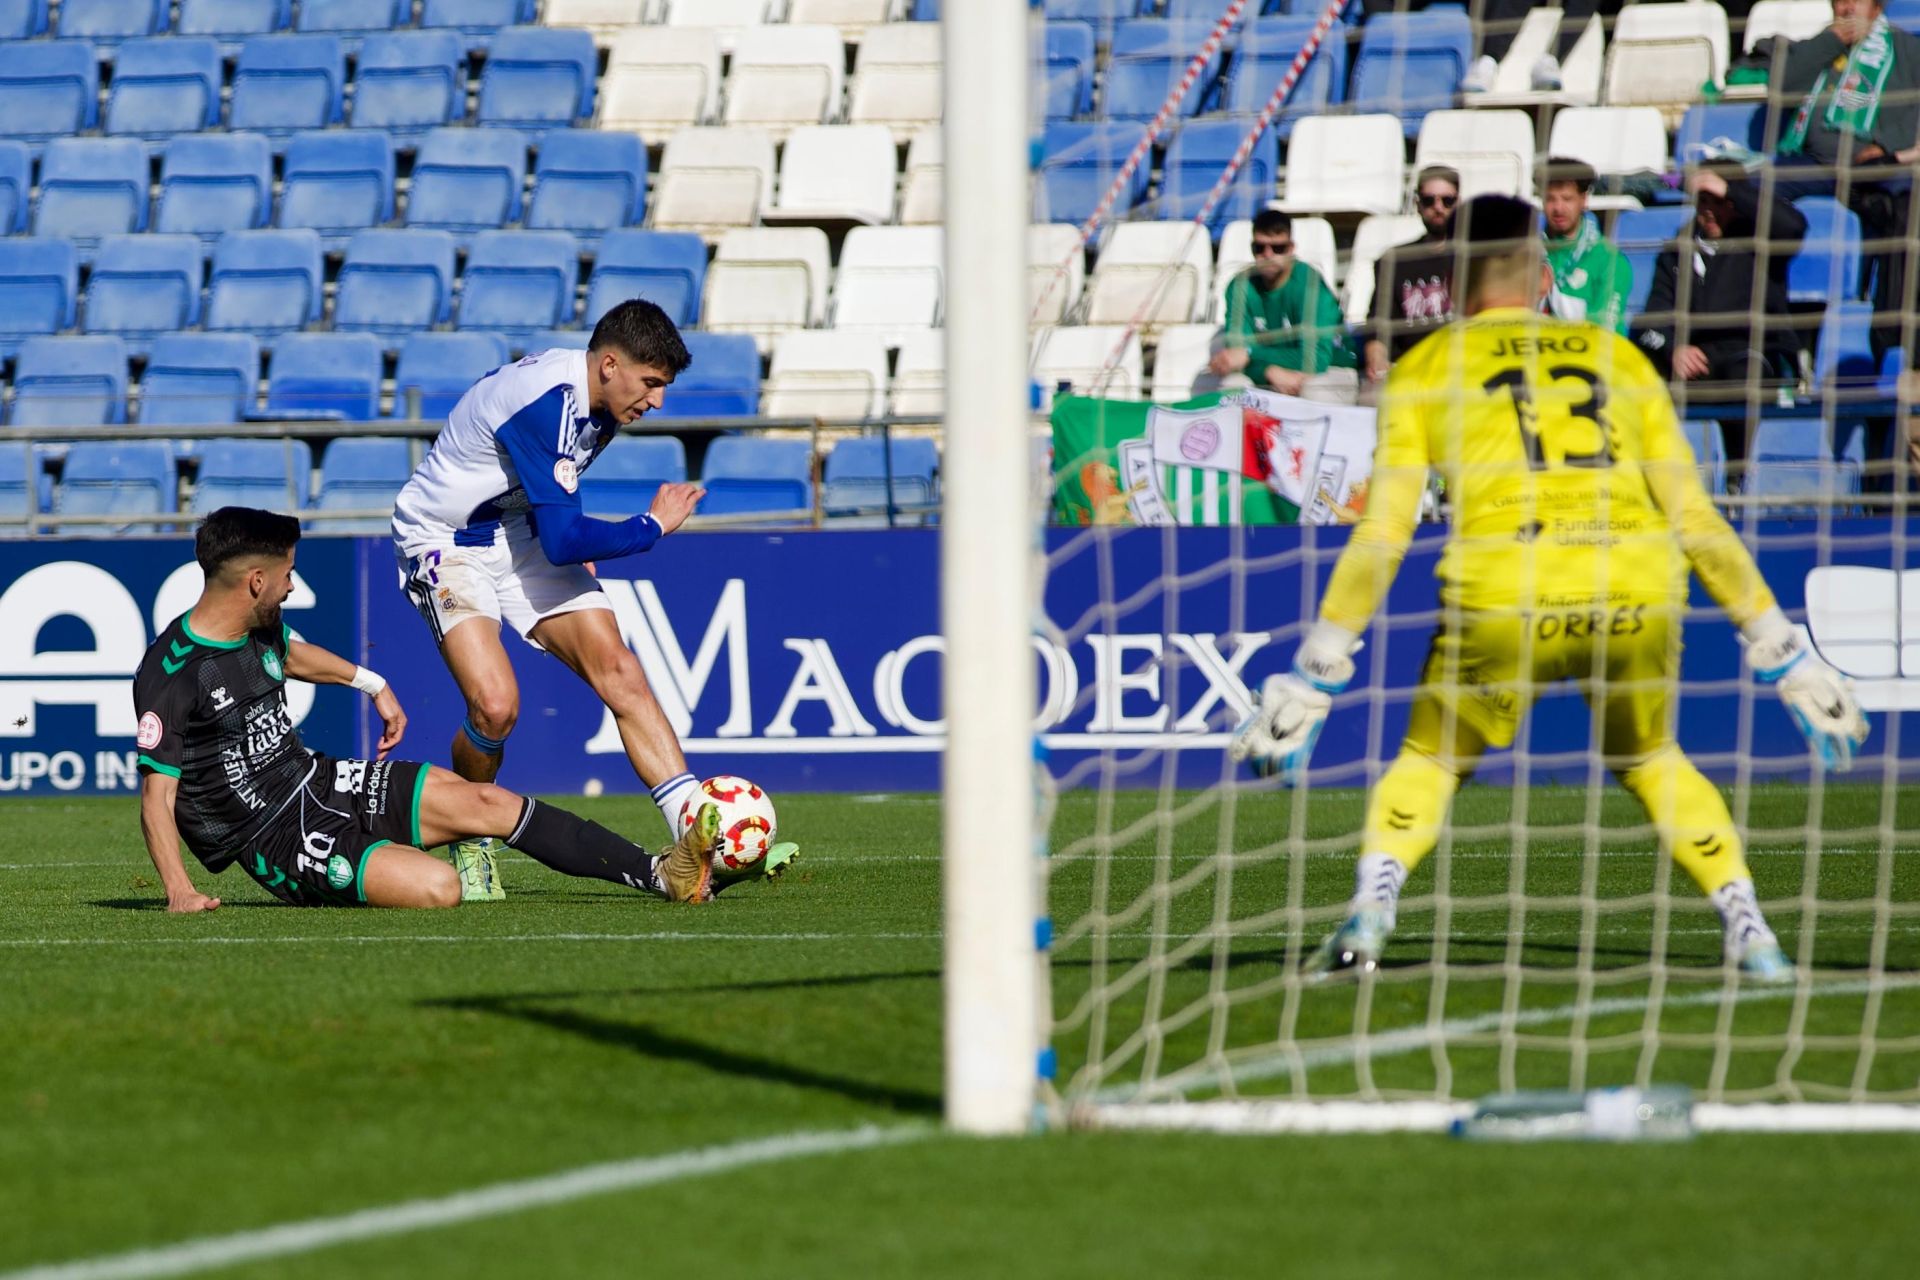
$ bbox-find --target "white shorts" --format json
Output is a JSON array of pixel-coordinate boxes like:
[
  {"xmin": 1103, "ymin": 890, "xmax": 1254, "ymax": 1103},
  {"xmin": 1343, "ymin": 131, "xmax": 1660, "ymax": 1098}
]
[{"xmin": 395, "ymin": 534, "xmax": 607, "ymax": 651}]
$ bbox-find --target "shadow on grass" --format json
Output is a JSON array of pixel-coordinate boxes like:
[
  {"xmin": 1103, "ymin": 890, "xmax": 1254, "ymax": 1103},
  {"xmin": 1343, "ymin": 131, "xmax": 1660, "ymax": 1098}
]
[{"xmin": 89, "ymin": 898, "xmax": 283, "ymax": 912}]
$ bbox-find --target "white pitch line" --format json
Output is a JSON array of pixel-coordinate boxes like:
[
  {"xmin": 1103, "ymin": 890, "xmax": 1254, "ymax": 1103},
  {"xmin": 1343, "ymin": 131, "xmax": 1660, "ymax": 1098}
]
[{"xmin": 0, "ymin": 1125, "xmax": 928, "ymax": 1280}]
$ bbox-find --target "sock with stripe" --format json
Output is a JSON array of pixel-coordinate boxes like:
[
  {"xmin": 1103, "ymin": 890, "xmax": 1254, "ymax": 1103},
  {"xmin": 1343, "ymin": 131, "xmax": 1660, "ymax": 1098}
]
[
  {"xmin": 650, "ymin": 772, "xmax": 699, "ymax": 836},
  {"xmin": 1350, "ymin": 851, "xmax": 1410, "ymax": 930},
  {"xmin": 509, "ymin": 798, "xmax": 664, "ymax": 897}
]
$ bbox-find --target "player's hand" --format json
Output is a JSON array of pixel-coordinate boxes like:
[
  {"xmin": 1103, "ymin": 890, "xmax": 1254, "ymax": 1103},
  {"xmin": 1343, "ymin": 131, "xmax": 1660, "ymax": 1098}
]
[
  {"xmin": 373, "ymin": 686, "xmax": 407, "ymax": 759},
  {"xmin": 1743, "ymin": 609, "xmax": 1871, "ymax": 771},
  {"xmin": 1364, "ymin": 340, "xmax": 1389, "ymax": 383},
  {"xmin": 1686, "ymin": 170, "xmax": 1729, "ymax": 201},
  {"xmin": 1265, "ymin": 367, "xmax": 1307, "ymax": 397},
  {"xmin": 649, "ymin": 481, "xmax": 706, "ymax": 535},
  {"xmin": 1854, "ymin": 142, "xmax": 1889, "ymax": 165},
  {"xmin": 1208, "ymin": 346, "xmax": 1250, "ymax": 376},
  {"xmin": 167, "ymin": 889, "xmax": 220, "ymax": 913},
  {"xmin": 1228, "ymin": 624, "xmax": 1358, "ymax": 784},
  {"xmin": 1674, "ymin": 345, "xmax": 1711, "ymax": 381}
]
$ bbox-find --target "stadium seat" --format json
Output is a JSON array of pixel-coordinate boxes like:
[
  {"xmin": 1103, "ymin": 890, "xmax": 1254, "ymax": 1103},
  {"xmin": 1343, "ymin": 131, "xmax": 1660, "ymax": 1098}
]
[
  {"xmin": 578, "ymin": 435, "xmax": 687, "ymax": 519},
  {"xmin": 762, "ymin": 330, "xmax": 891, "ymax": 421},
  {"xmin": 1274, "ymin": 115, "xmax": 1405, "ymax": 217},
  {"xmin": 1613, "ymin": 205, "xmax": 1693, "ymax": 318},
  {"xmin": 703, "ymin": 228, "xmax": 833, "ymax": 352},
  {"xmin": 0, "ymin": 0, "xmax": 48, "ymax": 38},
  {"xmin": 1044, "ymin": 21, "xmax": 1096, "ymax": 122},
  {"xmin": 335, "ymin": 228, "xmax": 458, "ymax": 336},
  {"xmin": 528, "ymin": 131, "xmax": 649, "ymax": 247},
  {"xmin": 543, "ymin": 0, "xmax": 647, "ymax": 48},
  {"xmin": 1341, "ymin": 212, "xmax": 1423, "ymax": 324},
  {"xmin": 598, "ymin": 27, "xmax": 723, "ymax": 143},
  {"xmin": 1030, "ymin": 324, "xmax": 1143, "ymax": 400},
  {"xmin": 1028, "ymin": 223, "xmax": 1086, "ymax": 327},
  {"xmin": 55, "ymin": 441, "xmax": 177, "ymax": 529},
  {"xmin": 231, "ymin": 35, "xmax": 347, "ymax": 137},
  {"xmin": 54, "ymin": 0, "xmax": 165, "ymax": 45},
  {"xmin": 650, "ymin": 126, "xmax": 777, "ymax": 235},
  {"xmin": 393, "ymin": 332, "xmax": 509, "ymax": 418},
  {"xmin": 156, "ymin": 134, "xmax": 275, "ymax": 243},
  {"xmin": 1603, "ymin": 1, "xmax": 1730, "ymax": 107},
  {"xmin": 832, "ymin": 226, "xmax": 944, "ymax": 345},
  {"xmin": 656, "ymin": 331, "xmax": 760, "ymax": 419},
  {"xmin": 900, "ymin": 127, "xmax": 943, "ymax": 226},
  {"xmin": 404, "ymin": 128, "xmax": 528, "ymax": 243},
  {"xmin": 698, "ymin": 436, "xmax": 814, "ymax": 519},
  {"xmin": 0, "ymin": 239, "xmax": 80, "ymax": 356},
  {"xmin": 1545, "ymin": 107, "xmax": 1669, "ymax": 178},
  {"xmin": 1814, "ymin": 300, "xmax": 1877, "ymax": 388},
  {"xmin": 584, "ymin": 230, "xmax": 708, "ymax": 328},
  {"xmin": 419, "ymin": 0, "xmax": 537, "ymax": 50},
  {"xmin": 1149, "ymin": 322, "xmax": 1215, "ymax": 402},
  {"xmin": 1161, "ymin": 119, "xmax": 1277, "ymax": 240},
  {"xmin": 206, "ymin": 228, "xmax": 325, "ymax": 336},
  {"xmin": 1675, "ymin": 101, "xmax": 1765, "ymax": 166},
  {"xmin": 105, "ymin": 37, "xmax": 223, "ymax": 140},
  {"xmin": 1223, "ymin": 15, "xmax": 1346, "ymax": 137},
  {"xmin": 848, "ymin": 21, "xmax": 942, "ymax": 140},
  {"xmin": 1085, "ymin": 221, "xmax": 1213, "ymax": 331},
  {"xmin": 1750, "ymin": 416, "xmax": 1862, "ymax": 506},
  {"xmin": 266, "ymin": 332, "xmax": 384, "ymax": 419},
  {"xmin": 889, "ymin": 328, "xmax": 944, "ymax": 416},
  {"xmin": 663, "ymin": 0, "xmax": 769, "ymax": 56},
  {"xmin": 458, "ymin": 231, "xmax": 581, "ymax": 338},
  {"xmin": 723, "ymin": 24, "xmax": 845, "ymax": 138},
  {"xmin": 175, "ymin": 0, "xmax": 289, "ymax": 54},
  {"xmin": 1346, "ymin": 9, "xmax": 1471, "ymax": 137},
  {"xmin": 350, "ymin": 31, "xmax": 466, "ymax": 141},
  {"xmin": 8, "ymin": 336, "xmax": 130, "ymax": 427},
  {"xmin": 1744, "ymin": 0, "xmax": 1832, "ymax": 50},
  {"xmin": 1043, "ymin": 0, "xmax": 1140, "ymax": 18},
  {"xmin": 313, "ymin": 435, "xmax": 414, "ymax": 531},
  {"xmin": 138, "ymin": 332, "xmax": 261, "ymax": 425},
  {"xmin": 477, "ymin": 26, "xmax": 599, "ymax": 134},
  {"xmin": 1790, "ymin": 196, "xmax": 1863, "ymax": 305},
  {"xmin": 0, "ymin": 439, "xmax": 35, "ymax": 524},
  {"xmin": 0, "ymin": 40, "xmax": 99, "ymax": 149},
  {"xmin": 1038, "ymin": 123, "xmax": 1150, "ymax": 225},
  {"xmin": 789, "ymin": 0, "xmax": 892, "ymax": 42},
  {"xmin": 765, "ymin": 125, "xmax": 897, "ymax": 230},
  {"xmin": 1685, "ymin": 418, "xmax": 1727, "ymax": 495},
  {"xmin": 823, "ymin": 435, "xmax": 939, "ymax": 525},
  {"xmin": 1101, "ymin": 19, "xmax": 1223, "ymax": 122},
  {"xmin": 1413, "ymin": 109, "xmax": 1535, "ymax": 201},
  {"xmin": 296, "ymin": 0, "xmax": 406, "ymax": 43},
  {"xmin": 191, "ymin": 438, "xmax": 313, "ymax": 514},
  {"xmin": 32, "ymin": 139, "xmax": 150, "ymax": 260},
  {"xmin": 0, "ymin": 141, "xmax": 28, "ymax": 235},
  {"xmin": 522, "ymin": 328, "xmax": 587, "ymax": 355},
  {"xmin": 81, "ymin": 235, "xmax": 205, "ymax": 355},
  {"xmin": 278, "ymin": 129, "xmax": 397, "ymax": 251}
]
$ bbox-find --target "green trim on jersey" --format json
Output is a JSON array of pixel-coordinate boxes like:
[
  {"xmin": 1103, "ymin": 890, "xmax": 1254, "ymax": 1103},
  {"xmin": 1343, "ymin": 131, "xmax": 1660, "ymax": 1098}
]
[
  {"xmin": 357, "ymin": 840, "xmax": 390, "ymax": 902},
  {"xmin": 180, "ymin": 615, "xmax": 247, "ymax": 650},
  {"xmin": 137, "ymin": 754, "xmax": 181, "ymax": 778},
  {"xmin": 280, "ymin": 622, "xmax": 293, "ymax": 658},
  {"xmin": 410, "ymin": 767, "xmax": 429, "ymax": 848}
]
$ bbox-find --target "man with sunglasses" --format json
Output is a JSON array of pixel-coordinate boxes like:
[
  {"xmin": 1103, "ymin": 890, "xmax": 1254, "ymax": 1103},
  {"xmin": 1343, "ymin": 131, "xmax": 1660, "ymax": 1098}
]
[
  {"xmin": 1360, "ymin": 167, "xmax": 1461, "ymax": 387},
  {"xmin": 1208, "ymin": 210, "xmax": 1359, "ymax": 404}
]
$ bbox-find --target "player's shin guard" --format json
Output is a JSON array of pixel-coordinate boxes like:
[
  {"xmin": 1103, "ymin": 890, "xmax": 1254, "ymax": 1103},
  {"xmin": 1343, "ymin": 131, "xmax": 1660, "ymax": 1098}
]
[{"xmin": 507, "ymin": 798, "xmax": 664, "ymax": 897}]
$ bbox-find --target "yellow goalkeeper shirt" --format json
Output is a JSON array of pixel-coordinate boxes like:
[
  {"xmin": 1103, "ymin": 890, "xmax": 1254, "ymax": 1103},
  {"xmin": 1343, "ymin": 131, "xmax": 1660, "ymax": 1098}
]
[{"xmin": 1319, "ymin": 306, "xmax": 1777, "ymax": 631}]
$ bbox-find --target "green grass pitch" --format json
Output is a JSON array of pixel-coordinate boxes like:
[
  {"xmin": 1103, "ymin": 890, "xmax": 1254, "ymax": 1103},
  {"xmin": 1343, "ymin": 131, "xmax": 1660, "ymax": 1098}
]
[{"xmin": 3, "ymin": 786, "xmax": 1918, "ymax": 1278}]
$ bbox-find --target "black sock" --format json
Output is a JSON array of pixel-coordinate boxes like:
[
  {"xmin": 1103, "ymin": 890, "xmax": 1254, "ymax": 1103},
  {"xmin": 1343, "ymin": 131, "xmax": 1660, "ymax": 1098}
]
[{"xmin": 509, "ymin": 799, "xmax": 662, "ymax": 896}]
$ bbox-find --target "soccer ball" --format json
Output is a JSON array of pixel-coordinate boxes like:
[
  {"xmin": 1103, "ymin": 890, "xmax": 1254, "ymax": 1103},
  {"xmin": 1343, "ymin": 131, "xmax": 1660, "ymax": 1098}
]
[{"xmin": 679, "ymin": 775, "xmax": 777, "ymax": 873}]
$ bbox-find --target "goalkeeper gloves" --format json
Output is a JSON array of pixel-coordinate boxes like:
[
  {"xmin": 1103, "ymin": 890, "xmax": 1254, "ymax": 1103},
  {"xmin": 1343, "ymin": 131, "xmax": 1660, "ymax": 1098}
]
[
  {"xmin": 1229, "ymin": 622, "xmax": 1358, "ymax": 783},
  {"xmin": 1742, "ymin": 608, "xmax": 1870, "ymax": 772}
]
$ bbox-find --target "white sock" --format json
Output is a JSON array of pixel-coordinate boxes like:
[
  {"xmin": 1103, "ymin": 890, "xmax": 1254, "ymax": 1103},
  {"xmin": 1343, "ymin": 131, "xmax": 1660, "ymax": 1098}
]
[
  {"xmin": 650, "ymin": 772, "xmax": 699, "ymax": 837},
  {"xmin": 1352, "ymin": 852, "xmax": 1410, "ymax": 931},
  {"xmin": 1710, "ymin": 879, "xmax": 1778, "ymax": 953}
]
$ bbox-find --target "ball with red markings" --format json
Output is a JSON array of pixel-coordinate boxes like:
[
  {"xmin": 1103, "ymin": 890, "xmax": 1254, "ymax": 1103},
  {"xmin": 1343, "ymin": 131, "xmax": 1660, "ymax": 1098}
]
[{"xmin": 678, "ymin": 774, "xmax": 778, "ymax": 872}]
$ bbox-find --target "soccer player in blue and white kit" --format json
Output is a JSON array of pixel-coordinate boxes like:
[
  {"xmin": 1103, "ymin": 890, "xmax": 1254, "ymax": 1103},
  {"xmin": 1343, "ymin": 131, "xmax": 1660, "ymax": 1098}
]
[{"xmin": 393, "ymin": 301, "xmax": 737, "ymax": 901}]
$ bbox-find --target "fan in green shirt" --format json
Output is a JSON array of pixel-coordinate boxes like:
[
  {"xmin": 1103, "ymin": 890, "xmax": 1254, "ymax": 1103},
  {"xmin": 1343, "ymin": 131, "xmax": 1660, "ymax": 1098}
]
[
  {"xmin": 1210, "ymin": 209, "xmax": 1357, "ymax": 396},
  {"xmin": 1542, "ymin": 157, "xmax": 1634, "ymax": 334}
]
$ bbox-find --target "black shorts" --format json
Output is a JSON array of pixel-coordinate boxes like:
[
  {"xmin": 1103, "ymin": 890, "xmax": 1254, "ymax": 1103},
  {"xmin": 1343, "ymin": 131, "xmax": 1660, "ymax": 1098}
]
[{"xmin": 238, "ymin": 755, "xmax": 429, "ymax": 906}]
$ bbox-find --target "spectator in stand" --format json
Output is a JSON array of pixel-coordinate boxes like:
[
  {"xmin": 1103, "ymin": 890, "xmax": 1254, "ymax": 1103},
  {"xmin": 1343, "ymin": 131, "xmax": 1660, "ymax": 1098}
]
[
  {"xmin": 1207, "ymin": 210, "xmax": 1359, "ymax": 405},
  {"xmin": 1541, "ymin": 157, "xmax": 1634, "ymax": 333},
  {"xmin": 1629, "ymin": 163, "xmax": 1808, "ymax": 480},
  {"xmin": 1360, "ymin": 166, "xmax": 1459, "ymax": 386}
]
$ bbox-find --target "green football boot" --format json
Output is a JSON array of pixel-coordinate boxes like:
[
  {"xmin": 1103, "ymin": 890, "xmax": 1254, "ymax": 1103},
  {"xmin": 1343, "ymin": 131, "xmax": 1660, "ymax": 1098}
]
[
  {"xmin": 710, "ymin": 841, "xmax": 800, "ymax": 898},
  {"xmin": 450, "ymin": 837, "xmax": 506, "ymax": 902}
]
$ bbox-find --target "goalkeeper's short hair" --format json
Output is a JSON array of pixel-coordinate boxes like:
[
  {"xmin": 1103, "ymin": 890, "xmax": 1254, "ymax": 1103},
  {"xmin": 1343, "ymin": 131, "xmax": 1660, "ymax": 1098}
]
[{"xmin": 1449, "ymin": 193, "xmax": 1545, "ymax": 307}]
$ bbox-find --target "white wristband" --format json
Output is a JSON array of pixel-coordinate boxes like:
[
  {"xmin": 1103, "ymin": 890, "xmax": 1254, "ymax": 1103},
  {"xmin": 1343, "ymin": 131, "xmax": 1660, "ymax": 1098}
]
[{"xmin": 350, "ymin": 666, "xmax": 387, "ymax": 696}]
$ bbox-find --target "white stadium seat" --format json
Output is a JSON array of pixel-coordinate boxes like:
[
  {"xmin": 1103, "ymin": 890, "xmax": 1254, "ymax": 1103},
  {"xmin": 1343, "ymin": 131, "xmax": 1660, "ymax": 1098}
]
[
  {"xmin": 1289, "ymin": 216, "xmax": 1337, "ymax": 296},
  {"xmin": 849, "ymin": 22, "xmax": 943, "ymax": 141},
  {"xmin": 833, "ymin": 225, "xmax": 945, "ymax": 345},
  {"xmin": 724, "ymin": 25, "xmax": 847, "ymax": 139},
  {"xmin": 1342, "ymin": 213, "xmax": 1424, "ymax": 325},
  {"xmin": 765, "ymin": 125, "xmax": 897, "ymax": 228},
  {"xmin": 544, "ymin": 0, "xmax": 649, "ymax": 48},
  {"xmin": 890, "ymin": 328, "xmax": 945, "ymax": 417},
  {"xmin": 1149, "ymin": 323, "xmax": 1217, "ymax": 404},
  {"xmin": 1744, "ymin": 0, "xmax": 1831, "ymax": 50},
  {"xmin": 1603, "ymin": 1, "xmax": 1731, "ymax": 106},
  {"xmin": 788, "ymin": 0, "xmax": 898, "ymax": 43},
  {"xmin": 1085, "ymin": 221, "xmax": 1214, "ymax": 332},
  {"xmin": 763, "ymin": 330, "xmax": 891, "ymax": 420},
  {"xmin": 1028, "ymin": 223, "xmax": 1086, "ymax": 327},
  {"xmin": 1031, "ymin": 325, "xmax": 1144, "ymax": 402},
  {"xmin": 899, "ymin": 127, "xmax": 943, "ymax": 225},
  {"xmin": 1414, "ymin": 109, "xmax": 1536, "ymax": 200},
  {"xmin": 1275, "ymin": 115, "xmax": 1407, "ymax": 217},
  {"xmin": 665, "ymin": 0, "xmax": 770, "ymax": 56},
  {"xmin": 1546, "ymin": 106, "xmax": 1669, "ymax": 179},
  {"xmin": 704, "ymin": 227, "xmax": 833, "ymax": 351},
  {"xmin": 599, "ymin": 28, "xmax": 723, "ymax": 143},
  {"xmin": 650, "ymin": 126, "xmax": 776, "ymax": 236}
]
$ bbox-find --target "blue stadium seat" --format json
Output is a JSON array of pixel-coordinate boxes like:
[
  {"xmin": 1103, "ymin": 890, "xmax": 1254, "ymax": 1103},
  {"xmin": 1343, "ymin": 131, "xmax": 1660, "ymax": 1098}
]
[
  {"xmin": 0, "ymin": 239, "xmax": 79, "ymax": 356},
  {"xmin": 1044, "ymin": 21, "xmax": 1096, "ymax": 121},
  {"xmin": 584, "ymin": 230, "xmax": 708, "ymax": 328},
  {"xmin": 476, "ymin": 26, "xmax": 598, "ymax": 133},
  {"xmin": 393, "ymin": 331, "xmax": 508, "ymax": 418},
  {"xmin": 231, "ymin": 35, "xmax": 347, "ymax": 137},
  {"xmin": 1162, "ymin": 118, "xmax": 1277, "ymax": 240},
  {"xmin": 296, "ymin": 0, "xmax": 409, "ymax": 53},
  {"xmin": 1346, "ymin": 9, "xmax": 1471, "ymax": 137},
  {"xmin": 351, "ymin": 31, "xmax": 465, "ymax": 140},
  {"xmin": 1815, "ymin": 300, "xmax": 1877, "ymax": 388},
  {"xmin": 0, "ymin": 41, "xmax": 99, "ymax": 149},
  {"xmin": 335, "ymin": 228, "xmax": 457, "ymax": 336},
  {"xmin": 1224, "ymin": 15, "xmax": 1347, "ymax": 139},
  {"xmin": 82, "ymin": 235, "xmax": 204, "ymax": 355},
  {"xmin": 106, "ymin": 37, "xmax": 223, "ymax": 139},
  {"xmin": 528, "ymin": 132, "xmax": 649, "ymax": 247},
  {"xmin": 206, "ymin": 228, "xmax": 325, "ymax": 335},
  {"xmin": 579, "ymin": 436, "xmax": 687, "ymax": 519},
  {"xmin": 278, "ymin": 130, "xmax": 396, "ymax": 252},
  {"xmin": 55, "ymin": 0, "xmax": 166, "ymax": 46},
  {"xmin": 521, "ymin": 328, "xmax": 587, "ymax": 356},
  {"xmin": 157, "ymin": 134, "xmax": 275, "ymax": 243},
  {"xmin": 139, "ymin": 332, "xmax": 261, "ymax": 425},
  {"xmin": 1684, "ymin": 418, "xmax": 1726, "ymax": 495},
  {"xmin": 56, "ymin": 441, "xmax": 177, "ymax": 527},
  {"xmin": 1750, "ymin": 416, "xmax": 1862, "ymax": 506},
  {"xmin": 823, "ymin": 435, "xmax": 939, "ymax": 524},
  {"xmin": 420, "ymin": 0, "xmax": 536, "ymax": 49},
  {"xmin": 658, "ymin": 332, "xmax": 760, "ymax": 419},
  {"xmin": 0, "ymin": 439, "xmax": 34, "ymax": 524},
  {"xmin": 699, "ymin": 437, "xmax": 814, "ymax": 518},
  {"xmin": 1101, "ymin": 20, "xmax": 1223, "ymax": 121},
  {"xmin": 266, "ymin": 332, "xmax": 384, "ymax": 419},
  {"xmin": 175, "ymin": 0, "xmax": 290, "ymax": 54},
  {"xmin": 0, "ymin": 0, "xmax": 50, "ymax": 38},
  {"xmin": 458, "ymin": 230, "xmax": 580, "ymax": 338},
  {"xmin": 1789, "ymin": 195, "xmax": 1863, "ymax": 305},
  {"xmin": 0, "ymin": 141, "xmax": 28, "ymax": 234},
  {"xmin": 1039, "ymin": 123, "xmax": 1150, "ymax": 225},
  {"xmin": 405, "ymin": 127, "xmax": 527, "ymax": 243},
  {"xmin": 1042, "ymin": 0, "xmax": 1141, "ymax": 44},
  {"xmin": 1612, "ymin": 205, "xmax": 1693, "ymax": 318},
  {"xmin": 1674, "ymin": 102, "xmax": 1764, "ymax": 165},
  {"xmin": 1163, "ymin": 0, "xmax": 1251, "ymax": 23},
  {"xmin": 912, "ymin": 0, "xmax": 938, "ymax": 18},
  {"xmin": 33, "ymin": 138, "xmax": 150, "ymax": 260},
  {"xmin": 313, "ymin": 435, "xmax": 413, "ymax": 530},
  {"xmin": 8, "ymin": 336, "xmax": 130, "ymax": 426},
  {"xmin": 190, "ymin": 438, "xmax": 313, "ymax": 514}
]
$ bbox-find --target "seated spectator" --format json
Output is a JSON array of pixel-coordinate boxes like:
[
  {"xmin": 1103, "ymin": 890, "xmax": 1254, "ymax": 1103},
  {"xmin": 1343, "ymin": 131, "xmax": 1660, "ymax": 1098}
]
[
  {"xmin": 1541, "ymin": 157, "xmax": 1633, "ymax": 333},
  {"xmin": 1630, "ymin": 164, "xmax": 1808, "ymax": 477},
  {"xmin": 1360, "ymin": 165, "xmax": 1460, "ymax": 385},
  {"xmin": 1206, "ymin": 210, "xmax": 1358, "ymax": 405}
]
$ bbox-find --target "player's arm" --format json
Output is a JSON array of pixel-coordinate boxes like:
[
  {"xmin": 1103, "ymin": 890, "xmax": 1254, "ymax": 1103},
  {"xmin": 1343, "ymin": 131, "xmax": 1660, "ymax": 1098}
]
[
  {"xmin": 131, "ymin": 671, "xmax": 219, "ymax": 912},
  {"xmin": 139, "ymin": 771, "xmax": 218, "ymax": 913},
  {"xmin": 285, "ymin": 637, "xmax": 407, "ymax": 759}
]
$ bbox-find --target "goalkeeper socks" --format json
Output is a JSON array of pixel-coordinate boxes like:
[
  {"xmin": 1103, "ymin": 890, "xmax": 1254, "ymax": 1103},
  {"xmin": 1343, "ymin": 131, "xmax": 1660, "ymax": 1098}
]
[
  {"xmin": 508, "ymin": 798, "xmax": 665, "ymax": 897},
  {"xmin": 1360, "ymin": 749, "xmax": 1462, "ymax": 873},
  {"xmin": 650, "ymin": 772, "xmax": 699, "ymax": 835},
  {"xmin": 1711, "ymin": 879, "xmax": 1778, "ymax": 953},
  {"xmin": 1351, "ymin": 852, "xmax": 1410, "ymax": 930}
]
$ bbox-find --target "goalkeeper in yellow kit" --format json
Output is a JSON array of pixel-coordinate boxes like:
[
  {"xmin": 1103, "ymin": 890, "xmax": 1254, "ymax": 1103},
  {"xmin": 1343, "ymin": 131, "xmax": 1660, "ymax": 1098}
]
[{"xmin": 1230, "ymin": 195, "xmax": 1870, "ymax": 983}]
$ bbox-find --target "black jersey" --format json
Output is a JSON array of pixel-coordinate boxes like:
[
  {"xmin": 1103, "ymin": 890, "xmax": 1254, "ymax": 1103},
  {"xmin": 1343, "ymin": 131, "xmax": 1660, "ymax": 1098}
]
[{"xmin": 132, "ymin": 613, "xmax": 314, "ymax": 869}]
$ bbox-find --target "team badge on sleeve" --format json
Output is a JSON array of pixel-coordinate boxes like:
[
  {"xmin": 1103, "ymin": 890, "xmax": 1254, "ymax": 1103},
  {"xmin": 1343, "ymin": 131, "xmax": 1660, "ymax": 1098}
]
[
  {"xmin": 136, "ymin": 712, "xmax": 163, "ymax": 750},
  {"xmin": 554, "ymin": 459, "xmax": 579, "ymax": 493}
]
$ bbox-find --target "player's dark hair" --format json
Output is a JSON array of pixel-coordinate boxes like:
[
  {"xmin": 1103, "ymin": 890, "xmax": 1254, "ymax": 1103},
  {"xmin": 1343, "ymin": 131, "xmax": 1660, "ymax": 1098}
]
[
  {"xmin": 589, "ymin": 299, "xmax": 693, "ymax": 374},
  {"xmin": 1542, "ymin": 156, "xmax": 1596, "ymax": 195},
  {"xmin": 195, "ymin": 507, "xmax": 301, "ymax": 581},
  {"xmin": 1451, "ymin": 194, "xmax": 1546, "ymax": 307},
  {"xmin": 1252, "ymin": 209, "xmax": 1292, "ymax": 237}
]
